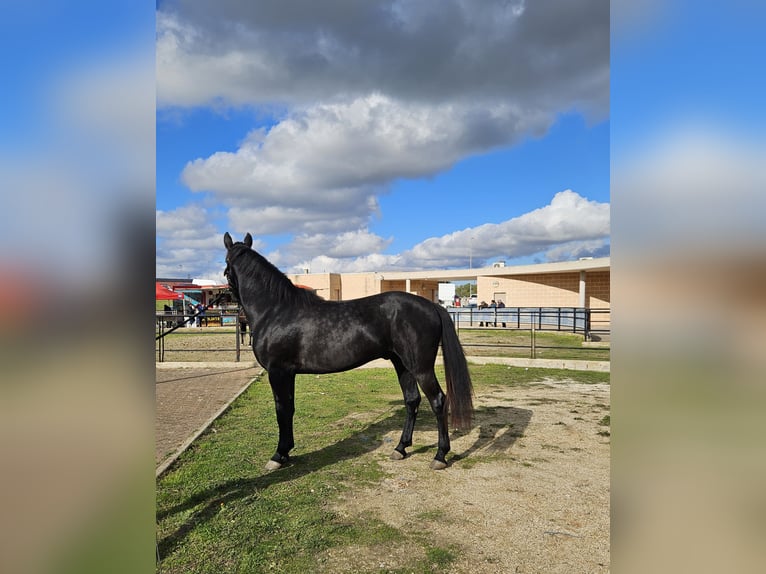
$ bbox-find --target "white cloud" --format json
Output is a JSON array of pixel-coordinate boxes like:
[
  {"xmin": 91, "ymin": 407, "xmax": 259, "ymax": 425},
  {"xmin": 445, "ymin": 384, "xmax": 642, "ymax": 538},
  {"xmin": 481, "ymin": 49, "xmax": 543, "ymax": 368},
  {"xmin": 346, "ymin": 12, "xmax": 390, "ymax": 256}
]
[
  {"xmin": 404, "ymin": 190, "xmax": 609, "ymax": 265},
  {"xmin": 156, "ymin": 204, "xmax": 255, "ymax": 280},
  {"xmin": 543, "ymin": 238, "xmax": 611, "ymax": 262},
  {"xmin": 276, "ymin": 190, "xmax": 609, "ymax": 272},
  {"xmin": 226, "ymin": 199, "xmax": 378, "ymax": 237},
  {"xmin": 289, "ymin": 230, "xmax": 393, "ymax": 260},
  {"xmin": 181, "ymin": 95, "xmax": 546, "ymax": 198},
  {"xmin": 157, "ymin": 189, "xmax": 609, "ymax": 278},
  {"xmin": 182, "ymin": 94, "xmax": 551, "ymax": 236},
  {"xmin": 156, "ymin": 1, "xmax": 610, "ymax": 278},
  {"xmin": 157, "ymin": 0, "xmax": 608, "ymax": 116}
]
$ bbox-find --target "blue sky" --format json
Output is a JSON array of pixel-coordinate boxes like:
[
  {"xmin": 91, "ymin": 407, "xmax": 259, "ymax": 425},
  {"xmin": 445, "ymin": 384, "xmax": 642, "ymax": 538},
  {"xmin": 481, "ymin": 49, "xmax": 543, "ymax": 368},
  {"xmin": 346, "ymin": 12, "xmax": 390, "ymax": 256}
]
[{"xmin": 156, "ymin": 0, "xmax": 610, "ymax": 280}]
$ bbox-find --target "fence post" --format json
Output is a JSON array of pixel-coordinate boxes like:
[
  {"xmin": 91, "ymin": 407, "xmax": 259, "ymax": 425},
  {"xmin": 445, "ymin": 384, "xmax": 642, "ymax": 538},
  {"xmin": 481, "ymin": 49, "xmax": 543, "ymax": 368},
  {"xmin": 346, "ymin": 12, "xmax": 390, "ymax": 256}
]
[
  {"xmin": 156, "ymin": 318, "xmax": 163, "ymax": 362},
  {"xmin": 531, "ymin": 311, "xmax": 536, "ymax": 358},
  {"xmin": 235, "ymin": 310, "xmax": 241, "ymax": 362}
]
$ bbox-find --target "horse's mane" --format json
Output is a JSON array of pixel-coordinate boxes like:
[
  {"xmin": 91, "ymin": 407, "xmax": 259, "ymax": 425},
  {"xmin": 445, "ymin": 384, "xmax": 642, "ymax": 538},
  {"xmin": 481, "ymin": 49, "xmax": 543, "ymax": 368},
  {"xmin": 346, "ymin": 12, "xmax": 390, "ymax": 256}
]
[{"xmin": 232, "ymin": 244, "xmax": 322, "ymax": 307}]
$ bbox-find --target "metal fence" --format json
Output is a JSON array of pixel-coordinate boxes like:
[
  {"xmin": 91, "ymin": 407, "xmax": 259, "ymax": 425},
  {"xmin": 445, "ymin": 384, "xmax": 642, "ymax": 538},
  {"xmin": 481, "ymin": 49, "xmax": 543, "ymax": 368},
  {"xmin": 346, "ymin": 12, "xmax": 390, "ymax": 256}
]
[
  {"xmin": 447, "ymin": 307, "xmax": 610, "ymax": 341},
  {"xmin": 155, "ymin": 306, "xmax": 610, "ymax": 362},
  {"xmin": 155, "ymin": 310, "xmax": 247, "ymax": 362}
]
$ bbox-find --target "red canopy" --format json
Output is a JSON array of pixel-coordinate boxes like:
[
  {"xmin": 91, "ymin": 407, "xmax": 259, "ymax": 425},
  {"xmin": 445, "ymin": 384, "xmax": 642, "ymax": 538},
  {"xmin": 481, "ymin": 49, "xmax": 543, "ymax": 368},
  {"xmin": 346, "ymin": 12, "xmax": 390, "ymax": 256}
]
[{"xmin": 156, "ymin": 283, "xmax": 184, "ymax": 300}]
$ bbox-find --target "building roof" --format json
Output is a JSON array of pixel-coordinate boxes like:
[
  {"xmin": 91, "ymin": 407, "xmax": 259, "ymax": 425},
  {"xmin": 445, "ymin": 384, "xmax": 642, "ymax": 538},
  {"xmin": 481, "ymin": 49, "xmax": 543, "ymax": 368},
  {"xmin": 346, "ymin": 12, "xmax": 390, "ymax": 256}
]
[{"xmin": 360, "ymin": 257, "xmax": 610, "ymax": 282}]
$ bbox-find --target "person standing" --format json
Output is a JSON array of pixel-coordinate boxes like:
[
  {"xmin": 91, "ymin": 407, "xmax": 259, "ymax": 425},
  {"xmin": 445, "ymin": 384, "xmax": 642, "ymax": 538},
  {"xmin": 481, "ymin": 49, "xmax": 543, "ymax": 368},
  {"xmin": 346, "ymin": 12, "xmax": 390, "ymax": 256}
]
[
  {"xmin": 195, "ymin": 302, "xmax": 205, "ymax": 327},
  {"xmin": 238, "ymin": 307, "xmax": 249, "ymax": 345}
]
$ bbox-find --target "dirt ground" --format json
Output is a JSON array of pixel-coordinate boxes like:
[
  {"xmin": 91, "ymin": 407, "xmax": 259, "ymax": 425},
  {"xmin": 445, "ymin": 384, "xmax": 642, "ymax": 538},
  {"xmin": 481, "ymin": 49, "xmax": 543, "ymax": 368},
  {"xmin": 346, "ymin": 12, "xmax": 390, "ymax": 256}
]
[
  {"xmin": 323, "ymin": 379, "xmax": 610, "ymax": 573},
  {"xmin": 156, "ymin": 330, "xmax": 610, "ymax": 572}
]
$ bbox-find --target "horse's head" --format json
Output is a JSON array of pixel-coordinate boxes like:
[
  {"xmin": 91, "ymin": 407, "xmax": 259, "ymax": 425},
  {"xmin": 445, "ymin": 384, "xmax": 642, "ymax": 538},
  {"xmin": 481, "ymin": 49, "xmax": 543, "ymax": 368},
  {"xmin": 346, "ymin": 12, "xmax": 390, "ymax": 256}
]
[{"xmin": 223, "ymin": 232, "xmax": 254, "ymax": 302}]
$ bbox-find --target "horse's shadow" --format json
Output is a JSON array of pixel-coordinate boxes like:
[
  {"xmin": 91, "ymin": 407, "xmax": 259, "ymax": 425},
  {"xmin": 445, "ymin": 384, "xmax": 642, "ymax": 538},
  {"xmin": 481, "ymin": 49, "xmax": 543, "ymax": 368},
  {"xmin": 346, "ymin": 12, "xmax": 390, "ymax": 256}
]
[
  {"xmin": 157, "ymin": 412, "xmax": 404, "ymax": 559},
  {"xmin": 453, "ymin": 404, "xmax": 533, "ymax": 459},
  {"xmin": 157, "ymin": 404, "xmax": 532, "ymax": 560}
]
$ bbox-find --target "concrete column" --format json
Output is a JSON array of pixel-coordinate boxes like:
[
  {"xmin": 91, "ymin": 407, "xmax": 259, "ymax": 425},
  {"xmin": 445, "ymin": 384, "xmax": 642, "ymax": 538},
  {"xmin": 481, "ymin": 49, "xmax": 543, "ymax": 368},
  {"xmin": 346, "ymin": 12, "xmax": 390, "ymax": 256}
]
[
  {"xmin": 406, "ymin": 279, "xmax": 411, "ymax": 294},
  {"xmin": 579, "ymin": 271, "xmax": 586, "ymax": 307}
]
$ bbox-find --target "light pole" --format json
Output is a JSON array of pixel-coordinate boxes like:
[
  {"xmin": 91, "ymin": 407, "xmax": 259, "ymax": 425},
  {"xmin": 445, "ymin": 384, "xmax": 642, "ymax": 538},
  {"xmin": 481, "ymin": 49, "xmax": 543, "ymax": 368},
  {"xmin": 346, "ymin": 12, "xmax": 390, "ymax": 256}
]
[
  {"xmin": 469, "ymin": 236, "xmax": 474, "ymax": 298},
  {"xmin": 469, "ymin": 236, "xmax": 473, "ymax": 270}
]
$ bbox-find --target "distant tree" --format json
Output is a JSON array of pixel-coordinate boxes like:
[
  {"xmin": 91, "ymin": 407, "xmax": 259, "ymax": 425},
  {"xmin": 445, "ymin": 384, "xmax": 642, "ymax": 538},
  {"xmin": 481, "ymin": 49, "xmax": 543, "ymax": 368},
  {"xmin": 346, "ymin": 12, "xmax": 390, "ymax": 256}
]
[{"xmin": 455, "ymin": 283, "xmax": 475, "ymax": 298}]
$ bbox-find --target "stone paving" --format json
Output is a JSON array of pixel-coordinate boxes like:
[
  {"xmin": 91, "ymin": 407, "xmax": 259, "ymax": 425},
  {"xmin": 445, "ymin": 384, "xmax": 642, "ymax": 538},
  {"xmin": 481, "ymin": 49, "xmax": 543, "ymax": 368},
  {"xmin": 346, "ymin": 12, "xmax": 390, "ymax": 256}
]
[{"xmin": 155, "ymin": 363, "xmax": 262, "ymax": 475}]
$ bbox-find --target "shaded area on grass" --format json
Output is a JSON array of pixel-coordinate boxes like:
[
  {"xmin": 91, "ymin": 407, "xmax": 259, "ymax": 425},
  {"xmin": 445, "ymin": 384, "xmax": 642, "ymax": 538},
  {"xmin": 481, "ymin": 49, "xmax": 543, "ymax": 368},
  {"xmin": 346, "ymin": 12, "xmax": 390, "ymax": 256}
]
[
  {"xmin": 156, "ymin": 366, "xmax": 602, "ymax": 572},
  {"xmin": 157, "ymin": 401, "xmax": 532, "ymax": 565},
  {"xmin": 157, "ymin": 411, "xmax": 403, "ymax": 560}
]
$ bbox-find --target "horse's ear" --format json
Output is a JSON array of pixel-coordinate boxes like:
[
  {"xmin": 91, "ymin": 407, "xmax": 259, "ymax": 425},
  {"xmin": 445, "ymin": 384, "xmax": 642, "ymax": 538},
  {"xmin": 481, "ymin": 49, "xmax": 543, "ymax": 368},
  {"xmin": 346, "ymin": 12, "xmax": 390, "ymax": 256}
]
[
  {"xmin": 224, "ymin": 232, "xmax": 233, "ymax": 250},
  {"xmin": 244, "ymin": 233, "xmax": 253, "ymax": 248}
]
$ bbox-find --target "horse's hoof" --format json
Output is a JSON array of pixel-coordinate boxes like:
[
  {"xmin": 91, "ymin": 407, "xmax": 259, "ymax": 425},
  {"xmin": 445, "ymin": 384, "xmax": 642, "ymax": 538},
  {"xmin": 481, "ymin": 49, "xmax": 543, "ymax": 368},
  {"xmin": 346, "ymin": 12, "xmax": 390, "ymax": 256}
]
[
  {"xmin": 390, "ymin": 449, "xmax": 405, "ymax": 460},
  {"xmin": 430, "ymin": 459, "xmax": 448, "ymax": 470},
  {"xmin": 265, "ymin": 459, "xmax": 283, "ymax": 471}
]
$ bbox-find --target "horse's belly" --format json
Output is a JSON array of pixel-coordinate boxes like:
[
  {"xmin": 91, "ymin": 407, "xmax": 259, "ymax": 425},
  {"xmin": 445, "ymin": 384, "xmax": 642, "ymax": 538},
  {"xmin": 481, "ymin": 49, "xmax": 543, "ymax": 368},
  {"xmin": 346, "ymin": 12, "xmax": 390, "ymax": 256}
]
[{"xmin": 299, "ymin": 347, "xmax": 383, "ymax": 374}]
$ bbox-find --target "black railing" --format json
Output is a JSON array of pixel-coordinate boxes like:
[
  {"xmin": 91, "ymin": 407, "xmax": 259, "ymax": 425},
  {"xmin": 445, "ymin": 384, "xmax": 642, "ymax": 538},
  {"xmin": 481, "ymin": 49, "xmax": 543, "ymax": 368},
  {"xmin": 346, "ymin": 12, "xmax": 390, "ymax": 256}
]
[
  {"xmin": 155, "ymin": 309, "xmax": 247, "ymax": 362},
  {"xmin": 447, "ymin": 307, "xmax": 610, "ymax": 341},
  {"xmin": 155, "ymin": 306, "xmax": 610, "ymax": 362}
]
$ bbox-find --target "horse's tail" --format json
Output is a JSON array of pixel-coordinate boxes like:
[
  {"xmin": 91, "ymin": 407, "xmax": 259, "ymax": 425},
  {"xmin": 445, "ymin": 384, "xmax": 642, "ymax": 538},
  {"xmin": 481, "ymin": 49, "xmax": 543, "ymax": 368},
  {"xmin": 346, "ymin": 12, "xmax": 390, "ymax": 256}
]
[{"xmin": 437, "ymin": 306, "xmax": 474, "ymax": 430}]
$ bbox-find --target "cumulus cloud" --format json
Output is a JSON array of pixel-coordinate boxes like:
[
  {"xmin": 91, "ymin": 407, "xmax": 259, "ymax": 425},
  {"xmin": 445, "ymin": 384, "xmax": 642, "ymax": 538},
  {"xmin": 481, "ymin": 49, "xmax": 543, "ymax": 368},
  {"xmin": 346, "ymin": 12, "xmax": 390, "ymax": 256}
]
[
  {"xmin": 156, "ymin": 189, "xmax": 609, "ymax": 278},
  {"xmin": 181, "ymin": 94, "xmax": 552, "ymax": 235},
  {"xmin": 404, "ymin": 190, "xmax": 609, "ymax": 265},
  {"xmin": 156, "ymin": 204, "xmax": 249, "ymax": 280},
  {"xmin": 289, "ymin": 230, "xmax": 393, "ymax": 260},
  {"xmin": 157, "ymin": 0, "xmax": 608, "ymax": 115},
  {"xmin": 543, "ymin": 238, "xmax": 611, "ymax": 262},
  {"xmin": 157, "ymin": 0, "xmax": 610, "ymax": 277},
  {"xmin": 281, "ymin": 190, "xmax": 609, "ymax": 273}
]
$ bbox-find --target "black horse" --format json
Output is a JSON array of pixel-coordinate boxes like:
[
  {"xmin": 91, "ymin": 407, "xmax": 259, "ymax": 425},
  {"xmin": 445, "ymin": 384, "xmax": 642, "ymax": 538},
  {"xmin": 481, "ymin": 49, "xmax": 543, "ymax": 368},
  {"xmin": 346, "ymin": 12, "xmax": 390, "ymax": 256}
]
[{"xmin": 223, "ymin": 232, "xmax": 473, "ymax": 470}]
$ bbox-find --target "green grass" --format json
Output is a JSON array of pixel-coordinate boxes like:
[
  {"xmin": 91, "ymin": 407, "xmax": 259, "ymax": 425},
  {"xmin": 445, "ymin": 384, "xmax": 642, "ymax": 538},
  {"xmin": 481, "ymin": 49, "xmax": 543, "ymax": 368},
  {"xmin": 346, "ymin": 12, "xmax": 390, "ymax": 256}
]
[
  {"xmin": 468, "ymin": 362, "xmax": 610, "ymax": 386},
  {"xmin": 456, "ymin": 328, "xmax": 610, "ymax": 361},
  {"xmin": 156, "ymin": 326, "xmax": 609, "ymax": 363},
  {"xmin": 156, "ymin": 365, "xmax": 609, "ymax": 572}
]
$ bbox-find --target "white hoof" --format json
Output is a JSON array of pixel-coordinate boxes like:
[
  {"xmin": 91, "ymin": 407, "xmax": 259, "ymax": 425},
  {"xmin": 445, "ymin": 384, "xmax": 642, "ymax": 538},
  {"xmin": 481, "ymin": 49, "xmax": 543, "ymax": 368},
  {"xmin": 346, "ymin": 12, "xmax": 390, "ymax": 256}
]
[
  {"xmin": 265, "ymin": 459, "xmax": 283, "ymax": 471},
  {"xmin": 430, "ymin": 459, "xmax": 448, "ymax": 470},
  {"xmin": 390, "ymin": 450, "xmax": 405, "ymax": 460}
]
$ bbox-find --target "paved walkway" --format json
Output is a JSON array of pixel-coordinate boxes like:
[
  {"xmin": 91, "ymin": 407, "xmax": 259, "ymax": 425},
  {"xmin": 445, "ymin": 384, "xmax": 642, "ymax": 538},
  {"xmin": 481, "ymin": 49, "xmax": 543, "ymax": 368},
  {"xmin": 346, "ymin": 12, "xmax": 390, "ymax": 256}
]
[
  {"xmin": 155, "ymin": 357, "xmax": 608, "ymax": 477},
  {"xmin": 156, "ymin": 363, "xmax": 263, "ymax": 476}
]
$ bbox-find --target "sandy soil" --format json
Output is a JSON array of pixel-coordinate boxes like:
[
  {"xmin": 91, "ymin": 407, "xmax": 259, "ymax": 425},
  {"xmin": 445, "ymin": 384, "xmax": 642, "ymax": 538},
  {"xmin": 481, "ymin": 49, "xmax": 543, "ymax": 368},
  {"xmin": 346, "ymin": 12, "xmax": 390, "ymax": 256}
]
[
  {"xmin": 156, "ymin": 329, "xmax": 609, "ymax": 572},
  {"xmin": 322, "ymin": 379, "xmax": 610, "ymax": 573}
]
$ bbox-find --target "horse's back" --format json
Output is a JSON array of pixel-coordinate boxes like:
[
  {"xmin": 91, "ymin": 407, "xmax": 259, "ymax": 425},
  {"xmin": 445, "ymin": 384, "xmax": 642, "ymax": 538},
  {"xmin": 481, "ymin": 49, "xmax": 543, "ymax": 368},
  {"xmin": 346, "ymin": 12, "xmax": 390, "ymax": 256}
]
[{"xmin": 255, "ymin": 291, "xmax": 442, "ymax": 374}]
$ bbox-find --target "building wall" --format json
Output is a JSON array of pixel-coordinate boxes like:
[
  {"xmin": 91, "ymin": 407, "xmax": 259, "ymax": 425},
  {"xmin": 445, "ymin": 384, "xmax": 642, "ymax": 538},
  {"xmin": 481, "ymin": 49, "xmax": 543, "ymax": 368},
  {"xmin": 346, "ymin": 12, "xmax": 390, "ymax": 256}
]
[
  {"xmin": 340, "ymin": 273, "xmax": 381, "ymax": 300},
  {"xmin": 285, "ymin": 267, "xmax": 610, "ymax": 308},
  {"xmin": 585, "ymin": 270, "xmax": 610, "ymax": 307},
  {"xmin": 409, "ymin": 279, "xmax": 439, "ymax": 302},
  {"xmin": 285, "ymin": 273, "xmax": 340, "ymax": 300},
  {"xmin": 477, "ymin": 271, "xmax": 610, "ymax": 309},
  {"xmin": 381, "ymin": 279, "xmax": 439, "ymax": 302}
]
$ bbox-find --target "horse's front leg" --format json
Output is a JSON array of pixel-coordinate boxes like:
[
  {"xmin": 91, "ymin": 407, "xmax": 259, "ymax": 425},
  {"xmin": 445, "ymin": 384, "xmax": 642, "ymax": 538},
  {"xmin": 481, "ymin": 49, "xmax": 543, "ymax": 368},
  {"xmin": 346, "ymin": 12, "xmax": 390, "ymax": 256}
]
[{"xmin": 266, "ymin": 369, "xmax": 295, "ymax": 470}]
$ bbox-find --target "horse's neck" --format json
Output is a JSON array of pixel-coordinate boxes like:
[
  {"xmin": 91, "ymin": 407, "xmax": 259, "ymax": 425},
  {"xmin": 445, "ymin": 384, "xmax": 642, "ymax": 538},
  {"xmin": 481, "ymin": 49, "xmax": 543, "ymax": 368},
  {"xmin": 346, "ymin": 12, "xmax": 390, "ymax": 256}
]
[
  {"xmin": 240, "ymin": 284, "xmax": 273, "ymax": 309},
  {"xmin": 236, "ymin": 261, "xmax": 283, "ymax": 322}
]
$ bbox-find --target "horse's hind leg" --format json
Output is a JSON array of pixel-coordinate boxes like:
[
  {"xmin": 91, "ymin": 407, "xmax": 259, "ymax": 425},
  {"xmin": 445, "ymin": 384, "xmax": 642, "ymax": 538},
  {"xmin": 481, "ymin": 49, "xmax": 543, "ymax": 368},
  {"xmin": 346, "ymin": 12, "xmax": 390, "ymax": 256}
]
[
  {"xmin": 265, "ymin": 368, "xmax": 295, "ymax": 470},
  {"xmin": 390, "ymin": 356, "xmax": 421, "ymax": 461},
  {"xmin": 417, "ymin": 370, "xmax": 450, "ymax": 470}
]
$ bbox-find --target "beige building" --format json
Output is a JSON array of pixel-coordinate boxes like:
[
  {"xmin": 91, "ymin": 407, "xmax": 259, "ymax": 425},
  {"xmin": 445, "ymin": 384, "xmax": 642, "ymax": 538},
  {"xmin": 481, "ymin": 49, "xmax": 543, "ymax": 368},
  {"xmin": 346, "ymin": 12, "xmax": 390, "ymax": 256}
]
[{"xmin": 286, "ymin": 257, "xmax": 610, "ymax": 310}]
